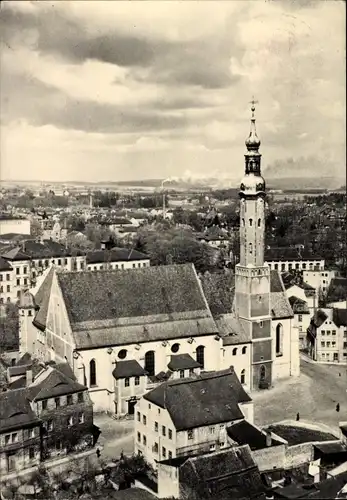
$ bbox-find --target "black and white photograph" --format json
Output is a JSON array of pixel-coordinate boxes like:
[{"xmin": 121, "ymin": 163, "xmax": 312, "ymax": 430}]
[{"xmin": 0, "ymin": 1, "xmax": 346, "ymax": 499}]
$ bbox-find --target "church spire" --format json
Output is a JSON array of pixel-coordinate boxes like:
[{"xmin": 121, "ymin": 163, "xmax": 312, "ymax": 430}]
[{"xmin": 245, "ymin": 98, "xmax": 261, "ymax": 152}]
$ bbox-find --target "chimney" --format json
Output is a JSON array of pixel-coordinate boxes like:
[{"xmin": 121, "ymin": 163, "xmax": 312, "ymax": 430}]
[
  {"xmin": 266, "ymin": 431, "xmax": 272, "ymax": 447},
  {"xmin": 26, "ymin": 368, "xmax": 33, "ymax": 386}
]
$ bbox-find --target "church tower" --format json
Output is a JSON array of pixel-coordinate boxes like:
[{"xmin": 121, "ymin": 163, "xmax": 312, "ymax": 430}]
[{"xmin": 234, "ymin": 101, "xmax": 273, "ymax": 390}]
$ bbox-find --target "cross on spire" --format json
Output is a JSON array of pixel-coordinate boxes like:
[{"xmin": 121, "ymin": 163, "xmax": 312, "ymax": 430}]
[{"xmin": 249, "ymin": 96, "xmax": 258, "ymax": 118}]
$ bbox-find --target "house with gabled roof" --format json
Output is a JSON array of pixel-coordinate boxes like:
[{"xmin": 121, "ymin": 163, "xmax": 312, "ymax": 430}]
[
  {"xmin": 135, "ymin": 367, "xmax": 253, "ymax": 467},
  {"xmin": 307, "ymin": 308, "xmax": 347, "ymax": 363}
]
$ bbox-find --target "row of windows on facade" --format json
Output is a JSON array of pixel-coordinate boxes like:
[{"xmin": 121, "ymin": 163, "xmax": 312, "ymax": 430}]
[
  {"xmin": 43, "ymin": 413, "xmax": 85, "ymax": 429},
  {"xmin": 320, "ymin": 352, "xmax": 345, "ymax": 360},
  {"xmin": 89, "ymin": 262, "xmax": 148, "ymax": 271},
  {"xmin": 4, "ymin": 429, "xmax": 35, "ymax": 445},
  {"xmin": 270, "ymin": 262, "xmax": 322, "ymax": 271},
  {"xmin": 89, "ymin": 347, "xmax": 206, "ymax": 386},
  {"xmin": 138, "ymin": 413, "xmax": 174, "ymax": 438},
  {"xmin": 137, "ymin": 432, "xmax": 173, "ymax": 459},
  {"xmin": 320, "ymin": 330, "xmax": 338, "ymax": 335},
  {"xmin": 40, "ymin": 392, "xmax": 84, "ymax": 410},
  {"xmin": 321, "ymin": 341, "xmax": 347, "ymax": 349},
  {"xmin": 241, "ymin": 218, "xmax": 262, "ymax": 227}
]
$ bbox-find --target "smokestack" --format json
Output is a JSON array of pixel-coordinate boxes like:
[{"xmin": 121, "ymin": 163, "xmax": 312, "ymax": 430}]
[{"xmin": 26, "ymin": 368, "xmax": 33, "ymax": 387}]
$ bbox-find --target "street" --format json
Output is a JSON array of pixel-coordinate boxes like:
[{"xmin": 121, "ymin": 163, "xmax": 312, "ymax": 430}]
[{"xmin": 253, "ymin": 358, "xmax": 347, "ymax": 431}]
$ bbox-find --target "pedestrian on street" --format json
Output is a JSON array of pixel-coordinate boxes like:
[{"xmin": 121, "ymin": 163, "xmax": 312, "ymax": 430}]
[
  {"xmin": 96, "ymin": 448, "xmax": 101, "ymax": 458},
  {"xmin": 296, "ymin": 412, "xmax": 300, "ymax": 421},
  {"xmin": 336, "ymin": 403, "xmax": 340, "ymax": 412}
]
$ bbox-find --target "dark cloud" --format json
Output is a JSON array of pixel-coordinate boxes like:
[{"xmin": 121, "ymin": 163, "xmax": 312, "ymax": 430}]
[
  {"xmin": 0, "ymin": 3, "xmax": 241, "ymax": 89},
  {"xmin": 1, "ymin": 71, "xmax": 188, "ymax": 134}
]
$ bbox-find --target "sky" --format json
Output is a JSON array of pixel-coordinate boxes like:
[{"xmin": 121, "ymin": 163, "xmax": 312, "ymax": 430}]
[{"xmin": 0, "ymin": 0, "xmax": 345, "ymax": 183}]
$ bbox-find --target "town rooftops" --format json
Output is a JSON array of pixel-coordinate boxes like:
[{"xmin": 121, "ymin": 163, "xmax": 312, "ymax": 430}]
[
  {"xmin": 0, "ymin": 388, "xmax": 40, "ymax": 432},
  {"xmin": 288, "ymin": 296, "xmax": 310, "ymax": 315},
  {"xmin": 51, "ymin": 263, "xmax": 217, "ymax": 349},
  {"xmin": 26, "ymin": 364, "xmax": 86, "ymax": 401},
  {"xmin": 0, "ymin": 246, "xmax": 31, "ymax": 261},
  {"xmin": 112, "ymin": 360, "xmax": 146, "ymax": 379},
  {"xmin": 86, "ymin": 247, "xmax": 148, "ymax": 264},
  {"xmin": 311, "ymin": 309, "xmax": 329, "ymax": 329},
  {"xmin": 0, "ymin": 255, "xmax": 12, "ymax": 271},
  {"xmin": 167, "ymin": 353, "xmax": 201, "ymax": 371},
  {"xmin": 0, "ymin": 240, "xmax": 84, "ymax": 261},
  {"xmin": 144, "ymin": 367, "xmax": 251, "ymax": 431}
]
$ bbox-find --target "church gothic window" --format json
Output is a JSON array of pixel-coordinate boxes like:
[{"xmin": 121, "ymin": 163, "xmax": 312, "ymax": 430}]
[
  {"xmin": 249, "ymin": 218, "xmax": 253, "ymax": 226},
  {"xmin": 145, "ymin": 351, "xmax": 155, "ymax": 376},
  {"xmin": 276, "ymin": 324, "xmax": 283, "ymax": 355},
  {"xmin": 240, "ymin": 369, "xmax": 246, "ymax": 385},
  {"xmin": 196, "ymin": 345, "xmax": 205, "ymax": 368},
  {"xmin": 89, "ymin": 359, "xmax": 96, "ymax": 387}
]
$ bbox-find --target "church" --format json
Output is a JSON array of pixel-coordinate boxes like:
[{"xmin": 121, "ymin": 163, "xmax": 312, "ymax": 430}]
[{"xmin": 19, "ymin": 104, "xmax": 300, "ymax": 414}]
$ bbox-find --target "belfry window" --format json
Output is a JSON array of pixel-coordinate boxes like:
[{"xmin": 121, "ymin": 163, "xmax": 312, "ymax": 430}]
[
  {"xmin": 249, "ymin": 243, "xmax": 253, "ymax": 254},
  {"xmin": 242, "ymin": 218, "xmax": 245, "ymax": 227},
  {"xmin": 258, "ymin": 218, "xmax": 261, "ymax": 227},
  {"xmin": 249, "ymin": 218, "xmax": 253, "ymax": 226}
]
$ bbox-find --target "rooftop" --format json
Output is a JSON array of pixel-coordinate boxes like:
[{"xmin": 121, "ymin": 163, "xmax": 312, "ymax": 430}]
[
  {"xmin": 86, "ymin": 247, "xmax": 148, "ymax": 264},
  {"xmin": 167, "ymin": 353, "xmax": 201, "ymax": 371},
  {"xmin": 144, "ymin": 367, "xmax": 251, "ymax": 431},
  {"xmin": 265, "ymin": 424, "xmax": 338, "ymax": 446},
  {"xmin": 112, "ymin": 360, "xmax": 146, "ymax": 379}
]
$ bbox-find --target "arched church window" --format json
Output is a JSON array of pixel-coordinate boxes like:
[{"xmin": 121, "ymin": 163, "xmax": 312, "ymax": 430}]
[
  {"xmin": 260, "ymin": 365, "xmax": 266, "ymax": 381},
  {"xmin": 276, "ymin": 324, "xmax": 283, "ymax": 355},
  {"xmin": 249, "ymin": 218, "xmax": 253, "ymax": 226},
  {"xmin": 89, "ymin": 359, "xmax": 96, "ymax": 387},
  {"xmin": 232, "ymin": 348, "xmax": 237, "ymax": 356},
  {"xmin": 258, "ymin": 218, "xmax": 261, "ymax": 227},
  {"xmin": 145, "ymin": 351, "xmax": 155, "ymax": 376},
  {"xmin": 196, "ymin": 345, "xmax": 205, "ymax": 368},
  {"xmin": 242, "ymin": 346, "xmax": 247, "ymax": 354},
  {"xmin": 240, "ymin": 369, "xmax": 246, "ymax": 385}
]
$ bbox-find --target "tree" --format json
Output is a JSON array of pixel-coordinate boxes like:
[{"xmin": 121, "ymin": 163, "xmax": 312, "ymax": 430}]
[{"xmin": 0, "ymin": 303, "xmax": 19, "ymax": 353}]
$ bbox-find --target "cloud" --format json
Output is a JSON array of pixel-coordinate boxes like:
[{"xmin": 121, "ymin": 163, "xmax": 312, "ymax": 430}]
[{"xmin": 0, "ymin": 0, "xmax": 345, "ymax": 182}]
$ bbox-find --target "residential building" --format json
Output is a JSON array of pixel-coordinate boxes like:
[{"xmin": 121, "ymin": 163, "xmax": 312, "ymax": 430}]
[
  {"xmin": 0, "ymin": 256, "xmax": 14, "ymax": 304},
  {"xmin": 134, "ymin": 367, "xmax": 253, "ymax": 466},
  {"xmin": 307, "ymin": 308, "xmax": 347, "ymax": 363},
  {"xmin": 86, "ymin": 247, "xmax": 150, "ymax": 271},
  {"xmin": 0, "ymin": 356, "xmax": 95, "ymax": 475},
  {"xmin": 0, "ymin": 216, "xmax": 31, "ymax": 236},
  {"xmin": 0, "ymin": 389, "xmax": 41, "ymax": 474},
  {"xmin": 303, "ymin": 269, "xmax": 338, "ymax": 296},
  {"xmin": 41, "ymin": 220, "xmax": 68, "ymax": 242},
  {"xmin": 265, "ymin": 247, "xmax": 325, "ymax": 273}
]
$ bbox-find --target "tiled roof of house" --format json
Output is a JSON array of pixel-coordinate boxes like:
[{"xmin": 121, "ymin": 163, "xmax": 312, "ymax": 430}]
[
  {"xmin": 216, "ymin": 314, "xmax": 251, "ymax": 345},
  {"xmin": 265, "ymin": 424, "xmax": 337, "ymax": 446},
  {"xmin": 112, "ymin": 360, "xmax": 146, "ymax": 379},
  {"xmin": 167, "ymin": 353, "xmax": 201, "ymax": 371},
  {"xmin": 180, "ymin": 445, "xmax": 265, "ymax": 500},
  {"xmin": 265, "ymin": 246, "xmax": 322, "ymax": 261},
  {"xmin": 314, "ymin": 442, "xmax": 347, "ymax": 455},
  {"xmin": 0, "ymin": 246, "xmax": 31, "ymax": 261},
  {"xmin": 227, "ymin": 420, "xmax": 284, "ymax": 450},
  {"xmin": 17, "ymin": 352, "xmax": 32, "ymax": 366},
  {"xmin": 26, "ymin": 365, "xmax": 86, "ymax": 401},
  {"xmin": 86, "ymin": 247, "xmax": 148, "ymax": 264},
  {"xmin": 0, "ymin": 388, "xmax": 41, "ymax": 432},
  {"xmin": 54, "ymin": 264, "xmax": 217, "ymax": 349},
  {"xmin": 0, "ymin": 256, "xmax": 13, "ymax": 271},
  {"xmin": 333, "ymin": 308, "xmax": 347, "ymax": 327},
  {"xmin": 32, "ymin": 267, "xmax": 55, "ymax": 331},
  {"xmin": 288, "ymin": 296, "xmax": 310, "ymax": 314},
  {"xmin": 144, "ymin": 367, "xmax": 251, "ymax": 431},
  {"xmin": 270, "ymin": 271, "xmax": 294, "ymax": 319}
]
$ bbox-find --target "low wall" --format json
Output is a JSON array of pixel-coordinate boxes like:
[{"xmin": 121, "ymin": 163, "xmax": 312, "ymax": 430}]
[{"xmin": 252, "ymin": 445, "xmax": 286, "ymax": 472}]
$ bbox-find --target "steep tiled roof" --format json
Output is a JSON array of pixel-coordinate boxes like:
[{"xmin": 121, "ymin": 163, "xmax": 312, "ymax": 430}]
[
  {"xmin": 144, "ymin": 367, "xmax": 251, "ymax": 430},
  {"xmin": 167, "ymin": 353, "xmax": 201, "ymax": 371},
  {"xmin": 32, "ymin": 267, "xmax": 55, "ymax": 331},
  {"xmin": 200, "ymin": 271, "xmax": 235, "ymax": 316},
  {"xmin": 86, "ymin": 247, "xmax": 148, "ymax": 264},
  {"xmin": 333, "ymin": 308, "xmax": 347, "ymax": 327},
  {"xmin": 270, "ymin": 271, "xmax": 294, "ymax": 319},
  {"xmin": 0, "ymin": 256, "xmax": 12, "ymax": 271},
  {"xmin": 227, "ymin": 420, "xmax": 283, "ymax": 450},
  {"xmin": 112, "ymin": 360, "xmax": 146, "ymax": 379},
  {"xmin": 216, "ymin": 314, "xmax": 251, "ymax": 345},
  {"xmin": 311, "ymin": 309, "xmax": 328, "ymax": 328},
  {"xmin": 0, "ymin": 388, "xmax": 40, "ymax": 432}
]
